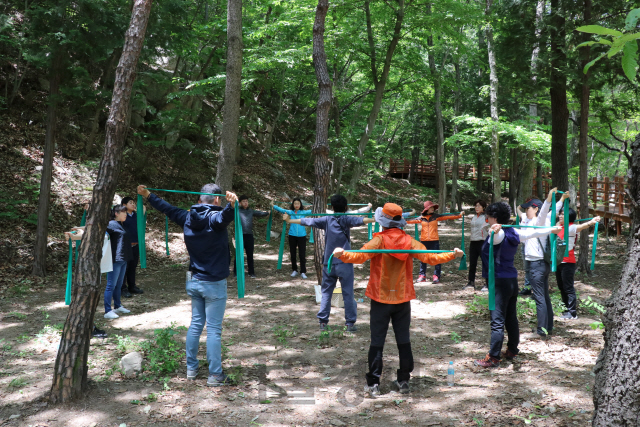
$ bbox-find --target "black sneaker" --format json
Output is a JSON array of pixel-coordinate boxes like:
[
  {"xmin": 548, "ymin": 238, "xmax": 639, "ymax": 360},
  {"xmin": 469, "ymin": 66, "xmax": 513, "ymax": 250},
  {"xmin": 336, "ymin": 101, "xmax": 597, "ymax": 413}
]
[
  {"xmin": 207, "ymin": 373, "xmax": 233, "ymax": 387},
  {"xmin": 364, "ymin": 383, "xmax": 380, "ymax": 398},
  {"xmin": 463, "ymin": 281, "xmax": 475, "ymax": 290},
  {"xmin": 519, "ymin": 287, "xmax": 532, "ymax": 296},
  {"xmin": 91, "ymin": 326, "xmax": 108, "ymax": 339},
  {"xmin": 130, "ymin": 286, "xmax": 144, "ymax": 294},
  {"xmin": 121, "ymin": 289, "xmax": 133, "ymax": 298},
  {"xmin": 346, "ymin": 324, "xmax": 357, "ymax": 332},
  {"xmin": 393, "ymin": 380, "xmax": 410, "ymax": 394},
  {"xmin": 560, "ymin": 312, "xmax": 578, "ymax": 320}
]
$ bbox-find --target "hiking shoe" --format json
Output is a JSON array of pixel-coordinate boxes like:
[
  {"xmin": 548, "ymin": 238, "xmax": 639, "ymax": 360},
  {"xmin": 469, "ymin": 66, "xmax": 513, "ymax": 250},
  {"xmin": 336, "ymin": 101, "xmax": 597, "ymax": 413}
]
[
  {"xmin": 115, "ymin": 306, "xmax": 131, "ymax": 314},
  {"xmin": 121, "ymin": 289, "xmax": 133, "ymax": 298},
  {"xmin": 393, "ymin": 380, "xmax": 410, "ymax": 394},
  {"xmin": 104, "ymin": 310, "xmax": 119, "ymax": 320},
  {"xmin": 301, "ymin": 273, "xmax": 308, "ymax": 279},
  {"xmin": 291, "ymin": 271, "xmax": 299, "ymax": 277},
  {"xmin": 502, "ymin": 349, "xmax": 519, "ymax": 360},
  {"xmin": 560, "ymin": 312, "xmax": 578, "ymax": 320},
  {"xmin": 522, "ymin": 332, "xmax": 549, "ymax": 341},
  {"xmin": 319, "ymin": 323, "xmax": 328, "ymax": 331},
  {"xmin": 207, "ymin": 373, "xmax": 233, "ymax": 387},
  {"xmin": 432, "ymin": 275, "xmax": 440, "ymax": 284},
  {"xmin": 480, "ymin": 285, "xmax": 488, "ymax": 292},
  {"xmin": 91, "ymin": 326, "xmax": 108, "ymax": 339},
  {"xmin": 416, "ymin": 275, "xmax": 426, "ymax": 283},
  {"xmin": 474, "ymin": 354, "xmax": 500, "ymax": 368},
  {"xmin": 365, "ymin": 384, "xmax": 380, "ymax": 398},
  {"xmin": 463, "ymin": 281, "xmax": 476, "ymax": 290},
  {"xmin": 249, "ymin": 274, "xmax": 256, "ymax": 279},
  {"xmin": 519, "ymin": 287, "xmax": 532, "ymax": 296},
  {"xmin": 346, "ymin": 324, "xmax": 357, "ymax": 332},
  {"xmin": 130, "ymin": 286, "xmax": 144, "ymax": 294},
  {"xmin": 187, "ymin": 369, "xmax": 198, "ymax": 380}
]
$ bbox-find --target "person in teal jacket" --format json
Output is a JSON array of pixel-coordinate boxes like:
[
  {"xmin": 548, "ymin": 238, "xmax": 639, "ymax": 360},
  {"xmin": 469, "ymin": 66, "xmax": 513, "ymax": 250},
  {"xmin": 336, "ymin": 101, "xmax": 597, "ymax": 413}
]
[{"xmin": 274, "ymin": 198, "xmax": 312, "ymax": 279}]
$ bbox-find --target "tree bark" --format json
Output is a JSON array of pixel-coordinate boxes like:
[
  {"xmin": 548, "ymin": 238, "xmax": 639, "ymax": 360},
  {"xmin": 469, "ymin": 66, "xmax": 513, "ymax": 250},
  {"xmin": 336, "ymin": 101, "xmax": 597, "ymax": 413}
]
[
  {"xmin": 536, "ymin": 162, "xmax": 543, "ymax": 198},
  {"xmin": 409, "ymin": 146, "xmax": 419, "ymax": 184},
  {"xmin": 549, "ymin": 0, "xmax": 569, "ymax": 191},
  {"xmin": 477, "ymin": 146, "xmax": 483, "ymax": 192},
  {"xmin": 32, "ymin": 49, "xmax": 64, "ymax": 277},
  {"xmin": 592, "ymin": 132, "xmax": 640, "ymax": 425},
  {"xmin": 49, "ymin": 0, "xmax": 152, "ymax": 403},
  {"xmin": 576, "ymin": 0, "xmax": 592, "ymax": 274},
  {"xmin": 311, "ymin": 0, "xmax": 332, "ymax": 286},
  {"xmin": 486, "ymin": 0, "xmax": 500, "ymax": 202},
  {"xmin": 348, "ymin": 0, "xmax": 404, "ymax": 194},
  {"xmin": 451, "ymin": 61, "xmax": 461, "ymax": 211},
  {"xmin": 215, "ymin": 0, "xmax": 243, "ymax": 191}
]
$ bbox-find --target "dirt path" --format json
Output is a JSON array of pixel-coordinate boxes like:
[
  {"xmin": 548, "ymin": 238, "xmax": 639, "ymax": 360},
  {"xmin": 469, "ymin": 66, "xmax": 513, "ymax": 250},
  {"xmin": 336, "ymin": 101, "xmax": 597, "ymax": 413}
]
[{"xmin": 0, "ymin": 220, "xmax": 621, "ymax": 427}]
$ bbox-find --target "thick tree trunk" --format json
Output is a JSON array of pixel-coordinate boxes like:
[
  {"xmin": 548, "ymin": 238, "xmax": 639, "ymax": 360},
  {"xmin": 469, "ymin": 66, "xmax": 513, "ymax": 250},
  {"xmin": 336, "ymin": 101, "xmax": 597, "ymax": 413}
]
[
  {"xmin": 549, "ymin": 0, "xmax": 569, "ymax": 191},
  {"xmin": 428, "ymin": 27, "xmax": 446, "ymax": 213},
  {"xmin": 576, "ymin": 0, "xmax": 592, "ymax": 274},
  {"xmin": 520, "ymin": 150, "xmax": 535, "ymax": 202},
  {"xmin": 215, "ymin": 0, "xmax": 243, "ymax": 191},
  {"xmin": 49, "ymin": 0, "xmax": 152, "ymax": 403},
  {"xmin": 311, "ymin": 0, "xmax": 332, "ymax": 286},
  {"xmin": 348, "ymin": 0, "xmax": 404, "ymax": 194},
  {"xmin": 408, "ymin": 146, "xmax": 419, "ymax": 184},
  {"xmin": 509, "ymin": 148, "xmax": 517, "ymax": 206},
  {"xmin": 486, "ymin": 0, "xmax": 500, "ymax": 202},
  {"xmin": 536, "ymin": 162, "xmax": 543, "ymax": 198},
  {"xmin": 32, "ymin": 50, "xmax": 63, "ymax": 277},
  {"xmin": 592, "ymin": 132, "xmax": 640, "ymax": 425},
  {"xmin": 451, "ymin": 61, "xmax": 461, "ymax": 211}
]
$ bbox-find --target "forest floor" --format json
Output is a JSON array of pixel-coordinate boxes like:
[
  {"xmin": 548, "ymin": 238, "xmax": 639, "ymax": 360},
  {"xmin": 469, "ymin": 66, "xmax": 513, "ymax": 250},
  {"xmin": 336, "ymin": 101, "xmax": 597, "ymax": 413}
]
[{"xmin": 0, "ymin": 218, "xmax": 625, "ymax": 427}]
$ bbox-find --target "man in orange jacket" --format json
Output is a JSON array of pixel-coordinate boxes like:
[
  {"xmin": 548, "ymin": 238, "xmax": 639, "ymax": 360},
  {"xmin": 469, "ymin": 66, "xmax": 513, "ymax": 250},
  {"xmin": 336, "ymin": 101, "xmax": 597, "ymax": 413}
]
[
  {"xmin": 333, "ymin": 203, "xmax": 463, "ymax": 397},
  {"xmin": 407, "ymin": 201, "xmax": 462, "ymax": 283}
]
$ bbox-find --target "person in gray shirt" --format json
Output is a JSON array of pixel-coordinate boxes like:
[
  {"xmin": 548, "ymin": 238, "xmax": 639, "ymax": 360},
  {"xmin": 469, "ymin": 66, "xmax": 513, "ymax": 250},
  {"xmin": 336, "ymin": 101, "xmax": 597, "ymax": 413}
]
[{"xmin": 234, "ymin": 195, "xmax": 269, "ymax": 278}]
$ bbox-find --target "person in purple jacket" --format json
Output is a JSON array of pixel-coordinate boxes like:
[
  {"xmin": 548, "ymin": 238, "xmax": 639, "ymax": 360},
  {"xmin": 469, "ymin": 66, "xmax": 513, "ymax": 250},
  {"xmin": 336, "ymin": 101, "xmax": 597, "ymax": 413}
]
[
  {"xmin": 137, "ymin": 184, "xmax": 238, "ymax": 387},
  {"xmin": 474, "ymin": 202, "xmax": 560, "ymax": 368}
]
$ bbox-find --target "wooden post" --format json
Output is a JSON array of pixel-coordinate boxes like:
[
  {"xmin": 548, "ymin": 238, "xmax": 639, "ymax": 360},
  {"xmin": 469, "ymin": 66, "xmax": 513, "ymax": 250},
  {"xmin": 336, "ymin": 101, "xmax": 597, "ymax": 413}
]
[
  {"xmin": 604, "ymin": 176, "xmax": 610, "ymax": 232},
  {"xmin": 616, "ymin": 176, "xmax": 623, "ymax": 236},
  {"xmin": 591, "ymin": 176, "xmax": 597, "ymax": 210}
]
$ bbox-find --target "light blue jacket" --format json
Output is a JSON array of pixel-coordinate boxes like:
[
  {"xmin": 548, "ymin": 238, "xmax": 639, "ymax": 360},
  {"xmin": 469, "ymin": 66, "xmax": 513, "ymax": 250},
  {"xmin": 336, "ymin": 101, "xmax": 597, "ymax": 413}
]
[{"xmin": 274, "ymin": 205, "xmax": 312, "ymax": 237}]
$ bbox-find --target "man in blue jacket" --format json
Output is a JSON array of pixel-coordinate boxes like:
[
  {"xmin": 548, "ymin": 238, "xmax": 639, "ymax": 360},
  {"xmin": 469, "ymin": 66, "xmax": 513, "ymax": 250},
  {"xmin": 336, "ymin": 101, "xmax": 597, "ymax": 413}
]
[{"xmin": 137, "ymin": 184, "xmax": 237, "ymax": 386}]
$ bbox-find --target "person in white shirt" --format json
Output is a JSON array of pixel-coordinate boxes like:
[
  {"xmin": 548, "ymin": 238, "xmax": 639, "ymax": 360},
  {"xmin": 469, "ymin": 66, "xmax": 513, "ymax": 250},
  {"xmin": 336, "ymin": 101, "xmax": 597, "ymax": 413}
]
[
  {"xmin": 516, "ymin": 204, "xmax": 532, "ymax": 296},
  {"xmin": 464, "ymin": 199, "xmax": 488, "ymax": 291}
]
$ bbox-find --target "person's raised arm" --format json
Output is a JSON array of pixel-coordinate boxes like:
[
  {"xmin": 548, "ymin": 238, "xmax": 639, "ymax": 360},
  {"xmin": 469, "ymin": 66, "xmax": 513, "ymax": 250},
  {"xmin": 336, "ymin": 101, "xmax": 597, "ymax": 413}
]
[
  {"xmin": 253, "ymin": 208, "xmax": 270, "ymax": 218},
  {"xmin": 516, "ymin": 225, "xmax": 562, "ymax": 241},
  {"xmin": 138, "ymin": 185, "xmax": 188, "ymax": 228},
  {"xmin": 273, "ymin": 205, "xmax": 293, "ymax": 215},
  {"xmin": 575, "ymin": 216, "xmax": 600, "ymax": 232},
  {"xmin": 208, "ymin": 191, "xmax": 237, "ymax": 229}
]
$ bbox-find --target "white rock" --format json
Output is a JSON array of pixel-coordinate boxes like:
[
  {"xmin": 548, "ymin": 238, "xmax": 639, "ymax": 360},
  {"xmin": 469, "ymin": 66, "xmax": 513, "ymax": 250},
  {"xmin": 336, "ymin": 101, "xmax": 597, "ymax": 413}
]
[
  {"xmin": 120, "ymin": 351, "xmax": 144, "ymax": 377},
  {"xmin": 330, "ymin": 420, "xmax": 346, "ymax": 426},
  {"xmin": 522, "ymin": 401, "xmax": 533, "ymax": 408},
  {"xmin": 143, "ymin": 405, "xmax": 151, "ymax": 414},
  {"xmin": 9, "ymin": 414, "xmax": 20, "ymax": 420}
]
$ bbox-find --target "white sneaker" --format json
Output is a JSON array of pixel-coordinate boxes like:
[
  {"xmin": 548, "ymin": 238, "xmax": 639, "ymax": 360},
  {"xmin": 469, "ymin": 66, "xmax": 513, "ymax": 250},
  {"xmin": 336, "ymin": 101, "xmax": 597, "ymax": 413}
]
[
  {"xmin": 104, "ymin": 310, "xmax": 119, "ymax": 319},
  {"xmin": 301, "ymin": 273, "xmax": 308, "ymax": 279},
  {"xmin": 115, "ymin": 306, "xmax": 130, "ymax": 314},
  {"xmin": 291, "ymin": 271, "xmax": 299, "ymax": 277}
]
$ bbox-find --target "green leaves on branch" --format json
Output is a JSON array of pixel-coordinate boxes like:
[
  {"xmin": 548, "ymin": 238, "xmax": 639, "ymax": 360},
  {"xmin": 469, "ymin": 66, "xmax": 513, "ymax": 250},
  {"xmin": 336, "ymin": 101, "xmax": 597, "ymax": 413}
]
[{"xmin": 576, "ymin": 9, "xmax": 640, "ymax": 82}]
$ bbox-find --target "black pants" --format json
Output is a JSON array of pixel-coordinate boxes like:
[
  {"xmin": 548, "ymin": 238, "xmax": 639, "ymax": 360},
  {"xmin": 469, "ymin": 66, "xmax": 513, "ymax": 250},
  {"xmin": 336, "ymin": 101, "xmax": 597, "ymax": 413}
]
[
  {"xmin": 123, "ymin": 244, "xmax": 139, "ymax": 292},
  {"xmin": 468, "ymin": 240, "xmax": 484, "ymax": 283},
  {"xmin": 419, "ymin": 240, "xmax": 441, "ymax": 277},
  {"xmin": 366, "ymin": 300, "xmax": 413, "ymax": 386},
  {"xmin": 489, "ymin": 277, "xmax": 520, "ymax": 358},
  {"xmin": 530, "ymin": 260, "xmax": 553, "ymax": 335},
  {"xmin": 556, "ymin": 262, "xmax": 577, "ymax": 316},
  {"xmin": 234, "ymin": 234, "xmax": 255, "ymax": 275},
  {"xmin": 289, "ymin": 235, "xmax": 306, "ymax": 274}
]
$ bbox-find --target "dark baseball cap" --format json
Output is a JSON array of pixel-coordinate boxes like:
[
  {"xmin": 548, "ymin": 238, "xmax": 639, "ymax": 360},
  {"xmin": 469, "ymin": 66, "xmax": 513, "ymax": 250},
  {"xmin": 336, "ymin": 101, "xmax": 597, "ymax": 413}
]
[{"xmin": 520, "ymin": 198, "xmax": 542, "ymax": 209}]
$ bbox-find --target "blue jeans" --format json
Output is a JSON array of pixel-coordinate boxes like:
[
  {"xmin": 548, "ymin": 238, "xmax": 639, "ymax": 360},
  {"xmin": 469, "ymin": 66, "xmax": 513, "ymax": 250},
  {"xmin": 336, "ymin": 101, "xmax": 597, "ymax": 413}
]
[
  {"xmin": 318, "ymin": 263, "xmax": 357, "ymax": 325},
  {"xmin": 185, "ymin": 278, "xmax": 227, "ymax": 376},
  {"xmin": 104, "ymin": 261, "xmax": 127, "ymax": 313}
]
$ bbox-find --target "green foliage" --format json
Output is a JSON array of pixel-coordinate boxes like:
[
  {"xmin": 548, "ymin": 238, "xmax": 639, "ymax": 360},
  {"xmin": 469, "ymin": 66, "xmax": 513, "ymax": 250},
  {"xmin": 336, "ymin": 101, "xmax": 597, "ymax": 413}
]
[
  {"xmin": 272, "ymin": 325, "xmax": 297, "ymax": 349},
  {"xmin": 8, "ymin": 377, "xmax": 28, "ymax": 389},
  {"xmin": 318, "ymin": 325, "xmax": 346, "ymax": 347},
  {"xmin": 450, "ymin": 331, "xmax": 462, "ymax": 344},
  {"xmin": 581, "ymin": 296, "xmax": 606, "ymax": 316},
  {"xmin": 114, "ymin": 335, "xmax": 140, "ymax": 354},
  {"xmin": 139, "ymin": 323, "xmax": 187, "ymax": 376}
]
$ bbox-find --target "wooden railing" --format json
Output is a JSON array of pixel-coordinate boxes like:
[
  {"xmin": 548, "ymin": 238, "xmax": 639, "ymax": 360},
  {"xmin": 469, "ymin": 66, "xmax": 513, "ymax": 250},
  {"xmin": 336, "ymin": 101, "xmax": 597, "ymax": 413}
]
[{"xmin": 389, "ymin": 159, "xmax": 511, "ymax": 181}]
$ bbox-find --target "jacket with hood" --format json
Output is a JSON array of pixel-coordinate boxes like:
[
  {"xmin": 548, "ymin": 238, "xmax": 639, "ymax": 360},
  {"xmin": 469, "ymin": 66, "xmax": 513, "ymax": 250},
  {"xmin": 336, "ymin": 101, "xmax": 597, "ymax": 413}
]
[
  {"xmin": 339, "ymin": 228, "xmax": 456, "ymax": 304},
  {"xmin": 148, "ymin": 193, "xmax": 235, "ymax": 282},
  {"xmin": 407, "ymin": 212, "xmax": 462, "ymax": 242}
]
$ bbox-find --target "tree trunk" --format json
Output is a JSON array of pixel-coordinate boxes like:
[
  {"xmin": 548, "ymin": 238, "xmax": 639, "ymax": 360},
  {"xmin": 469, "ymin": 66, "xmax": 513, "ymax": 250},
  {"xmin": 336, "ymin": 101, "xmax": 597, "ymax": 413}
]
[
  {"xmin": 263, "ymin": 71, "xmax": 285, "ymax": 152},
  {"xmin": 32, "ymin": 50, "xmax": 64, "ymax": 277},
  {"xmin": 49, "ymin": 0, "xmax": 152, "ymax": 403},
  {"xmin": 486, "ymin": 0, "xmax": 500, "ymax": 202},
  {"xmin": 477, "ymin": 147, "xmax": 483, "ymax": 192},
  {"xmin": 536, "ymin": 162, "xmax": 543, "ymax": 198},
  {"xmin": 311, "ymin": 0, "xmax": 332, "ymax": 286},
  {"xmin": 348, "ymin": 0, "xmax": 404, "ymax": 194},
  {"xmin": 509, "ymin": 148, "xmax": 517, "ymax": 206},
  {"xmin": 451, "ymin": 61, "xmax": 461, "ymax": 212},
  {"xmin": 592, "ymin": 132, "xmax": 640, "ymax": 425},
  {"xmin": 549, "ymin": 0, "xmax": 569, "ymax": 191},
  {"xmin": 427, "ymin": 21, "xmax": 446, "ymax": 213},
  {"xmin": 576, "ymin": 0, "xmax": 592, "ymax": 274},
  {"xmin": 408, "ymin": 146, "xmax": 419, "ymax": 184},
  {"xmin": 519, "ymin": 150, "xmax": 535, "ymax": 202},
  {"xmin": 215, "ymin": 0, "xmax": 243, "ymax": 191}
]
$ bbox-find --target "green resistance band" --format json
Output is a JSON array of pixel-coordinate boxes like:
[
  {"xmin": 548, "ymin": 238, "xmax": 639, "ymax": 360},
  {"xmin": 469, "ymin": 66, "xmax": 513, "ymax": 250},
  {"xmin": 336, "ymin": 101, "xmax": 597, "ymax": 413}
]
[
  {"xmin": 575, "ymin": 217, "xmax": 596, "ymax": 222},
  {"xmin": 459, "ymin": 214, "xmax": 467, "ymax": 270},
  {"xmin": 368, "ymin": 212, "xmax": 373, "ymax": 240},
  {"xmin": 165, "ymin": 216, "xmax": 170, "ymax": 256},
  {"xmin": 309, "ymin": 228, "xmax": 314, "ymax": 243},
  {"xmin": 266, "ymin": 207, "xmax": 273, "ymax": 242},
  {"xmin": 234, "ymin": 200, "xmax": 245, "ymax": 298},
  {"xmin": 327, "ymin": 249, "xmax": 460, "ymax": 274},
  {"xmin": 515, "ymin": 214, "xmax": 520, "ymax": 226},
  {"xmin": 326, "ymin": 203, "xmax": 369, "ymax": 206},
  {"xmin": 277, "ymin": 221, "xmax": 286, "ymax": 270},
  {"xmin": 414, "ymin": 224, "xmax": 419, "ymax": 239},
  {"xmin": 488, "ymin": 231, "xmax": 495, "ymax": 310},
  {"xmin": 303, "ymin": 212, "xmax": 375, "ymax": 216},
  {"xmin": 374, "ymin": 222, "xmax": 380, "ymax": 233},
  {"xmin": 550, "ymin": 192, "xmax": 557, "ymax": 273},
  {"xmin": 591, "ymin": 223, "xmax": 598, "ymax": 271},
  {"xmin": 66, "ymin": 238, "xmax": 73, "ymax": 306}
]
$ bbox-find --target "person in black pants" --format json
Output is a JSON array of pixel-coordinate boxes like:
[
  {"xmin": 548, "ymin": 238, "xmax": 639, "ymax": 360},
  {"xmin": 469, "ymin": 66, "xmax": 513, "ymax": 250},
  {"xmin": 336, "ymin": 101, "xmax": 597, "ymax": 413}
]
[
  {"xmin": 464, "ymin": 199, "xmax": 488, "ymax": 291},
  {"xmin": 121, "ymin": 197, "xmax": 144, "ymax": 297},
  {"xmin": 234, "ymin": 195, "xmax": 269, "ymax": 278}
]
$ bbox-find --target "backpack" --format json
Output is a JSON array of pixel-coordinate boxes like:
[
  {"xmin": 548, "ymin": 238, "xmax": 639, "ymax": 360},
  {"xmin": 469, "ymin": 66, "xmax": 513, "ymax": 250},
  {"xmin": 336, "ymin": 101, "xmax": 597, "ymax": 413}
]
[{"xmin": 537, "ymin": 236, "xmax": 567, "ymax": 265}]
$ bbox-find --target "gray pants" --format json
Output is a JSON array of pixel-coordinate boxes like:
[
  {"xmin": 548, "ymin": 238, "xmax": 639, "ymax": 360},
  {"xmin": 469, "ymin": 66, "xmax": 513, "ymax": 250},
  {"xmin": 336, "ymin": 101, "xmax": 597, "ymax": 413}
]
[{"xmin": 529, "ymin": 260, "xmax": 553, "ymax": 336}]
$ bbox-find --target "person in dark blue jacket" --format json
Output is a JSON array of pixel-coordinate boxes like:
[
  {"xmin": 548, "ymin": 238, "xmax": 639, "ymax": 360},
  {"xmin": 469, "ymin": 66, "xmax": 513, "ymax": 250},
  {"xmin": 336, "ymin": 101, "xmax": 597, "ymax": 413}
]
[
  {"xmin": 137, "ymin": 184, "xmax": 237, "ymax": 387},
  {"xmin": 120, "ymin": 197, "xmax": 144, "ymax": 297}
]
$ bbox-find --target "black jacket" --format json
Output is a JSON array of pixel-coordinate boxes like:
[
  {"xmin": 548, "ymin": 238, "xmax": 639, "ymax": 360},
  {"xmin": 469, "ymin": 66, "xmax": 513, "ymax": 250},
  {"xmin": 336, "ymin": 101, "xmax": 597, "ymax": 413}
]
[{"xmin": 107, "ymin": 220, "xmax": 133, "ymax": 263}]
